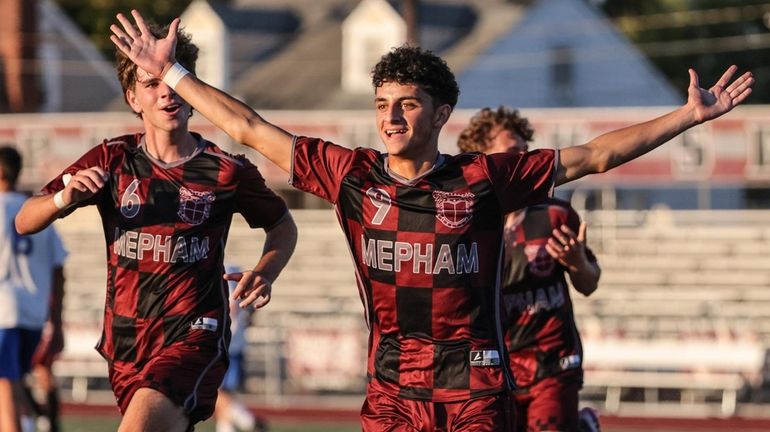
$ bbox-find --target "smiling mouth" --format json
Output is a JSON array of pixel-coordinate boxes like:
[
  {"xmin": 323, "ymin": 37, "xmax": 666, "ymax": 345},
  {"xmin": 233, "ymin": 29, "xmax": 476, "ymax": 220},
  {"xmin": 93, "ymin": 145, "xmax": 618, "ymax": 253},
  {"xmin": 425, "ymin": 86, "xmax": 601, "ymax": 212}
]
[{"xmin": 385, "ymin": 129, "xmax": 407, "ymax": 136}]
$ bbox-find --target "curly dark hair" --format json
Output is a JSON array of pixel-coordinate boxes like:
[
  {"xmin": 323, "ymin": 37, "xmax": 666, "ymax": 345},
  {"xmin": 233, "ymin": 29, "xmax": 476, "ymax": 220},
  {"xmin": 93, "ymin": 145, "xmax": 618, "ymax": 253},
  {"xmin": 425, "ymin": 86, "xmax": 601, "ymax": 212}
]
[
  {"xmin": 457, "ymin": 106, "xmax": 534, "ymax": 153},
  {"xmin": 116, "ymin": 21, "xmax": 198, "ymax": 111},
  {"xmin": 371, "ymin": 45, "xmax": 459, "ymax": 109}
]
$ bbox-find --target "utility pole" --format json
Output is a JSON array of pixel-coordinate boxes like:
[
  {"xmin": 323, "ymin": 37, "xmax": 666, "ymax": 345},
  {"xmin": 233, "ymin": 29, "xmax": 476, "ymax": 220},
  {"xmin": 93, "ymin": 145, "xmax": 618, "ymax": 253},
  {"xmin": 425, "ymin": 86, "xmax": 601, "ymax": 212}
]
[
  {"xmin": 403, "ymin": 0, "xmax": 419, "ymax": 46},
  {"xmin": 0, "ymin": 0, "xmax": 39, "ymax": 112}
]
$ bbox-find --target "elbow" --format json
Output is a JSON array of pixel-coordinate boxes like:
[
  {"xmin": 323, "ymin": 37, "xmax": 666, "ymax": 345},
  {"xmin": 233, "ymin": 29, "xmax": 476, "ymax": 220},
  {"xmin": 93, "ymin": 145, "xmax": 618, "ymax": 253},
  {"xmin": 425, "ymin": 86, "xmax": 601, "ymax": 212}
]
[
  {"xmin": 592, "ymin": 151, "xmax": 613, "ymax": 174},
  {"xmin": 577, "ymin": 282, "xmax": 599, "ymax": 297},
  {"xmin": 268, "ymin": 212, "xmax": 298, "ymax": 252},
  {"xmin": 15, "ymin": 207, "xmax": 44, "ymax": 235},
  {"xmin": 226, "ymin": 114, "xmax": 262, "ymax": 147},
  {"xmin": 15, "ymin": 214, "xmax": 31, "ymax": 235}
]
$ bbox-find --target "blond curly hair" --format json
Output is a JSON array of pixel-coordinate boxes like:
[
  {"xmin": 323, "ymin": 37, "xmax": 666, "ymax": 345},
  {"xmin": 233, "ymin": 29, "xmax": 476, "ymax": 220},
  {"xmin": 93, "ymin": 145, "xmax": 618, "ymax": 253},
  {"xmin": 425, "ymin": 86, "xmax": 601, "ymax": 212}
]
[{"xmin": 457, "ymin": 106, "xmax": 534, "ymax": 153}]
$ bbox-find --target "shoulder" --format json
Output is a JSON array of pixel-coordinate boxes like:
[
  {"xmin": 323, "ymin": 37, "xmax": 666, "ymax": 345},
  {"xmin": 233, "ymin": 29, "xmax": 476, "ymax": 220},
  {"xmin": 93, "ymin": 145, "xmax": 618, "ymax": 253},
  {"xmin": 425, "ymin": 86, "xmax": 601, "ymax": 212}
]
[
  {"xmin": 201, "ymin": 141, "xmax": 251, "ymax": 168},
  {"xmin": 102, "ymin": 133, "xmax": 141, "ymax": 151}
]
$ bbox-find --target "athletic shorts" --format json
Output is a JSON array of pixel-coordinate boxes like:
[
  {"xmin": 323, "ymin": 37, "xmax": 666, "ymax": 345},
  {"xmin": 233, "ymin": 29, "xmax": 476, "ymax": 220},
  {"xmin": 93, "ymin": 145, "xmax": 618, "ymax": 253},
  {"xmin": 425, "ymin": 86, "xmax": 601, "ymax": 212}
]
[
  {"xmin": 0, "ymin": 328, "xmax": 42, "ymax": 380},
  {"xmin": 512, "ymin": 370, "xmax": 582, "ymax": 432},
  {"xmin": 361, "ymin": 379, "xmax": 513, "ymax": 432},
  {"xmin": 220, "ymin": 352, "xmax": 243, "ymax": 392},
  {"xmin": 109, "ymin": 344, "xmax": 228, "ymax": 424}
]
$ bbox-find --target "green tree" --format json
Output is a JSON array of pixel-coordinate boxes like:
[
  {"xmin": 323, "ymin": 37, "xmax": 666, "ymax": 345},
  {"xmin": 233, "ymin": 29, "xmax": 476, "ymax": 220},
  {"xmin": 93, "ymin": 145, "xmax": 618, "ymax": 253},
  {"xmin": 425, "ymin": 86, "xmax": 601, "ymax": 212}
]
[
  {"xmin": 53, "ymin": 0, "xmax": 193, "ymax": 57},
  {"xmin": 600, "ymin": 0, "xmax": 770, "ymax": 103}
]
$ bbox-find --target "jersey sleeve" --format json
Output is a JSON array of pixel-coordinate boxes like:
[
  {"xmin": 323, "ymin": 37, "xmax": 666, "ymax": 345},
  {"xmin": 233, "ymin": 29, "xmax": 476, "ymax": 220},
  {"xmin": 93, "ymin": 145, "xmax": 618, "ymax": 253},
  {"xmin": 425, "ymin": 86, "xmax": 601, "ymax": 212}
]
[
  {"xmin": 40, "ymin": 140, "xmax": 114, "ymax": 213},
  {"xmin": 235, "ymin": 158, "xmax": 289, "ymax": 230},
  {"xmin": 290, "ymin": 136, "xmax": 355, "ymax": 203},
  {"xmin": 485, "ymin": 149, "xmax": 557, "ymax": 214}
]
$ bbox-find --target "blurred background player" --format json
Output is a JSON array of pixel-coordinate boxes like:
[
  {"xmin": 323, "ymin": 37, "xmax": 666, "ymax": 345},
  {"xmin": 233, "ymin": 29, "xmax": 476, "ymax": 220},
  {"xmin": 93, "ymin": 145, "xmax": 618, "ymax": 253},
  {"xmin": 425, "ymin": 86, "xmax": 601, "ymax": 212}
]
[
  {"xmin": 215, "ymin": 265, "xmax": 268, "ymax": 432},
  {"xmin": 0, "ymin": 146, "xmax": 68, "ymax": 432},
  {"xmin": 15, "ymin": 21, "xmax": 297, "ymax": 432},
  {"xmin": 458, "ymin": 106, "xmax": 602, "ymax": 432},
  {"xmin": 23, "ymin": 269, "xmax": 66, "ymax": 432}
]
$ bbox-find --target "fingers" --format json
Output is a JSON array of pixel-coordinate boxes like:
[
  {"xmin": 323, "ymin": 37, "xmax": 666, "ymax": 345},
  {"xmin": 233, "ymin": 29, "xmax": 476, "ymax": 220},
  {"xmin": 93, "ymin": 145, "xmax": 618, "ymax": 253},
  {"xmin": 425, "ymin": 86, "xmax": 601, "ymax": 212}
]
[
  {"xmin": 71, "ymin": 167, "xmax": 108, "ymax": 193},
  {"xmin": 551, "ymin": 224, "xmax": 576, "ymax": 246},
  {"xmin": 238, "ymin": 281, "xmax": 271, "ymax": 309},
  {"xmin": 131, "ymin": 9, "xmax": 150, "ymax": 36},
  {"xmin": 713, "ymin": 65, "xmax": 738, "ymax": 90},
  {"xmin": 728, "ymin": 72, "xmax": 754, "ymax": 104},
  {"xmin": 230, "ymin": 271, "xmax": 272, "ymax": 309},
  {"xmin": 688, "ymin": 68, "xmax": 699, "ymax": 90},
  {"xmin": 725, "ymin": 71, "xmax": 752, "ymax": 93},
  {"xmin": 544, "ymin": 242, "xmax": 562, "ymax": 260},
  {"xmin": 116, "ymin": 12, "xmax": 140, "ymax": 40},
  {"xmin": 577, "ymin": 222, "xmax": 587, "ymax": 243},
  {"xmin": 223, "ymin": 271, "xmax": 243, "ymax": 282},
  {"xmin": 168, "ymin": 18, "xmax": 181, "ymax": 44}
]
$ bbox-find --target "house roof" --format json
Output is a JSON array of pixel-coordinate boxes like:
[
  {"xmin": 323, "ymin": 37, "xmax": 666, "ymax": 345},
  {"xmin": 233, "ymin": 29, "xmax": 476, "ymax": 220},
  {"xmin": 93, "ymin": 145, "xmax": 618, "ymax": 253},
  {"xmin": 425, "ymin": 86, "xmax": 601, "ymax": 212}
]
[
  {"xmin": 103, "ymin": 0, "xmax": 678, "ymax": 112},
  {"xmin": 457, "ymin": 0, "xmax": 681, "ymax": 108},
  {"xmin": 27, "ymin": 0, "xmax": 121, "ymax": 113},
  {"xmin": 225, "ymin": 0, "xmax": 523, "ymax": 109}
]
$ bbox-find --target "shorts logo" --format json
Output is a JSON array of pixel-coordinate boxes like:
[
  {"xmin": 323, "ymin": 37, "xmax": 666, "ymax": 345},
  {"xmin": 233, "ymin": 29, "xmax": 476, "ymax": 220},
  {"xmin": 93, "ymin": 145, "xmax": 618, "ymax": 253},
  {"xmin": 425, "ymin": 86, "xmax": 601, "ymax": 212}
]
[
  {"xmin": 191, "ymin": 317, "xmax": 218, "ymax": 332},
  {"xmin": 470, "ymin": 349, "xmax": 500, "ymax": 367},
  {"xmin": 178, "ymin": 187, "xmax": 215, "ymax": 226},
  {"xmin": 559, "ymin": 354, "xmax": 581, "ymax": 370},
  {"xmin": 524, "ymin": 244, "xmax": 554, "ymax": 277},
  {"xmin": 433, "ymin": 191, "xmax": 474, "ymax": 229}
]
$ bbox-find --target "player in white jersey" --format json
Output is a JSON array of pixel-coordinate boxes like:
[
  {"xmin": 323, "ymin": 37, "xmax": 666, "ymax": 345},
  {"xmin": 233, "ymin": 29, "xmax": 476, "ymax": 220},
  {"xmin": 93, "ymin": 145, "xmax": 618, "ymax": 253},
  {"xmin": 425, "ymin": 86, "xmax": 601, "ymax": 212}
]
[{"xmin": 0, "ymin": 146, "xmax": 67, "ymax": 432}]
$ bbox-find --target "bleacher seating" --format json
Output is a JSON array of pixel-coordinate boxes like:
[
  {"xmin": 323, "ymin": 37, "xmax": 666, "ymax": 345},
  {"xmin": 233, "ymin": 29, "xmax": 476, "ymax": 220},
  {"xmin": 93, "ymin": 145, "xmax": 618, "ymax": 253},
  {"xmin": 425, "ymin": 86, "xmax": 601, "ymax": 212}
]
[{"xmin": 51, "ymin": 207, "xmax": 770, "ymax": 416}]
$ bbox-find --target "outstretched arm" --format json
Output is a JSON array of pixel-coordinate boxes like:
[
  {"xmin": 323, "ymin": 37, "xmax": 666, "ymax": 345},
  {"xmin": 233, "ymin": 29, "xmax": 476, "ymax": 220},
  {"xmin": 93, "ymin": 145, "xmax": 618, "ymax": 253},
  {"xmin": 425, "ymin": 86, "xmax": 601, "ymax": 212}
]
[
  {"xmin": 225, "ymin": 213, "xmax": 298, "ymax": 309},
  {"xmin": 110, "ymin": 10, "xmax": 294, "ymax": 172},
  {"xmin": 557, "ymin": 66, "xmax": 753, "ymax": 185}
]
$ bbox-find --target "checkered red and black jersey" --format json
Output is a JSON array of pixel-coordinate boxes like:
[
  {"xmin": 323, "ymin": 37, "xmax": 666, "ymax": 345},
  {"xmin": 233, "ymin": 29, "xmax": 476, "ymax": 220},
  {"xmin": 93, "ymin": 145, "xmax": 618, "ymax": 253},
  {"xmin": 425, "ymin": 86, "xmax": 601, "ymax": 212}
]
[
  {"xmin": 291, "ymin": 136, "xmax": 557, "ymax": 402},
  {"xmin": 41, "ymin": 133, "xmax": 288, "ymax": 369},
  {"xmin": 501, "ymin": 198, "xmax": 597, "ymax": 388}
]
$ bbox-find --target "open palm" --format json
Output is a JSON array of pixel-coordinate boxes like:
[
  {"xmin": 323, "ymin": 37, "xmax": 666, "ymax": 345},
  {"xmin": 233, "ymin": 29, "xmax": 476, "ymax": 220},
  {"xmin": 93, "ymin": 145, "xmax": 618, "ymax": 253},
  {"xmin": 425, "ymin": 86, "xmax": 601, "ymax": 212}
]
[
  {"xmin": 688, "ymin": 65, "xmax": 753, "ymax": 124},
  {"xmin": 110, "ymin": 10, "xmax": 179, "ymax": 78}
]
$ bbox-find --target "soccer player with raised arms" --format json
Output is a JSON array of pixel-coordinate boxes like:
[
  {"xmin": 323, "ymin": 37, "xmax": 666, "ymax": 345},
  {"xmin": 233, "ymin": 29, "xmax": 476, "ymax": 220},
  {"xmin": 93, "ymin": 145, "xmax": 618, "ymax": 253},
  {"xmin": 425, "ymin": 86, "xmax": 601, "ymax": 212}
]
[
  {"xmin": 15, "ymin": 21, "xmax": 297, "ymax": 432},
  {"xmin": 110, "ymin": 10, "xmax": 751, "ymax": 431}
]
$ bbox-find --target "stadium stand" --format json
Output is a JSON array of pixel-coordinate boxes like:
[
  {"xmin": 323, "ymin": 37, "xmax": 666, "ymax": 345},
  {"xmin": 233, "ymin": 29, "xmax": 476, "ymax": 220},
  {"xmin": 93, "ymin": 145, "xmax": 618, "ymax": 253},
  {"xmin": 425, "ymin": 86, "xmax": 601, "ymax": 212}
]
[{"xmin": 52, "ymin": 207, "xmax": 770, "ymax": 417}]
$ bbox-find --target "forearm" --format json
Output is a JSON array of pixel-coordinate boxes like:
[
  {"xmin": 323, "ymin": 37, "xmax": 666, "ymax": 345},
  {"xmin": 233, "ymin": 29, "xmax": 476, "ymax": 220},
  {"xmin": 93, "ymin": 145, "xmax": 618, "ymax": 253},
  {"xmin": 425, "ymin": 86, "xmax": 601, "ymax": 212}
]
[
  {"xmin": 15, "ymin": 194, "xmax": 66, "ymax": 235},
  {"xmin": 252, "ymin": 213, "xmax": 297, "ymax": 283},
  {"xmin": 568, "ymin": 261, "xmax": 601, "ymax": 296},
  {"xmin": 174, "ymin": 74, "xmax": 293, "ymax": 172},
  {"xmin": 558, "ymin": 105, "xmax": 697, "ymax": 185}
]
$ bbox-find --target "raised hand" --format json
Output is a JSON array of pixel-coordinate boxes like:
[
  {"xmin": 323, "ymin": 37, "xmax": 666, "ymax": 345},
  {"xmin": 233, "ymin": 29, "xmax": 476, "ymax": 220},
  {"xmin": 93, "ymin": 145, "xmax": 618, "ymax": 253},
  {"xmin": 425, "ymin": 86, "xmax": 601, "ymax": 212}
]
[
  {"xmin": 688, "ymin": 65, "xmax": 753, "ymax": 124},
  {"xmin": 110, "ymin": 10, "xmax": 179, "ymax": 78}
]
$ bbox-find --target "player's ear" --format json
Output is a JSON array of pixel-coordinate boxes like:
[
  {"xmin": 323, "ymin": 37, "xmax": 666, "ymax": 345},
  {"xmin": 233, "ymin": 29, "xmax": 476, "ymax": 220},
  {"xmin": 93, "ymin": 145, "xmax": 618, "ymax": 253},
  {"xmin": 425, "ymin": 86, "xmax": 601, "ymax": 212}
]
[
  {"xmin": 125, "ymin": 89, "xmax": 142, "ymax": 116},
  {"xmin": 433, "ymin": 104, "xmax": 452, "ymax": 128}
]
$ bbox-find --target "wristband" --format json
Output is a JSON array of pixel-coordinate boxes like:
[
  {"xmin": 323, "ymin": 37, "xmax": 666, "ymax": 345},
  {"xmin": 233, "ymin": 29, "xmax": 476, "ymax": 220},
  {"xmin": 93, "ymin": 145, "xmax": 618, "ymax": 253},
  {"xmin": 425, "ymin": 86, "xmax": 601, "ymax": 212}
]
[
  {"xmin": 53, "ymin": 190, "xmax": 69, "ymax": 210},
  {"xmin": 162, "ymin": 62, "xmax": 190, "ymax": 89}
]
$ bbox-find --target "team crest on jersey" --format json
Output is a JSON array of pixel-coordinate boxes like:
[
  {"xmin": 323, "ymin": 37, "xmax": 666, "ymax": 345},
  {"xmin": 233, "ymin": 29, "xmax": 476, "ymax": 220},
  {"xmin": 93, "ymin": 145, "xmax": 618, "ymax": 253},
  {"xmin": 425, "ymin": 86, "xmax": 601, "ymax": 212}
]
[
  {"xmin": 524, "ymin": 245, "xmax": 554, "ymax": 277},
  {"xmin": 433, "ymin": 191, "xmax": 474, "ymax": 229},
  {"xmin": 178, "ymin": 187, "xmax": 215, "ymax": 226}
]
